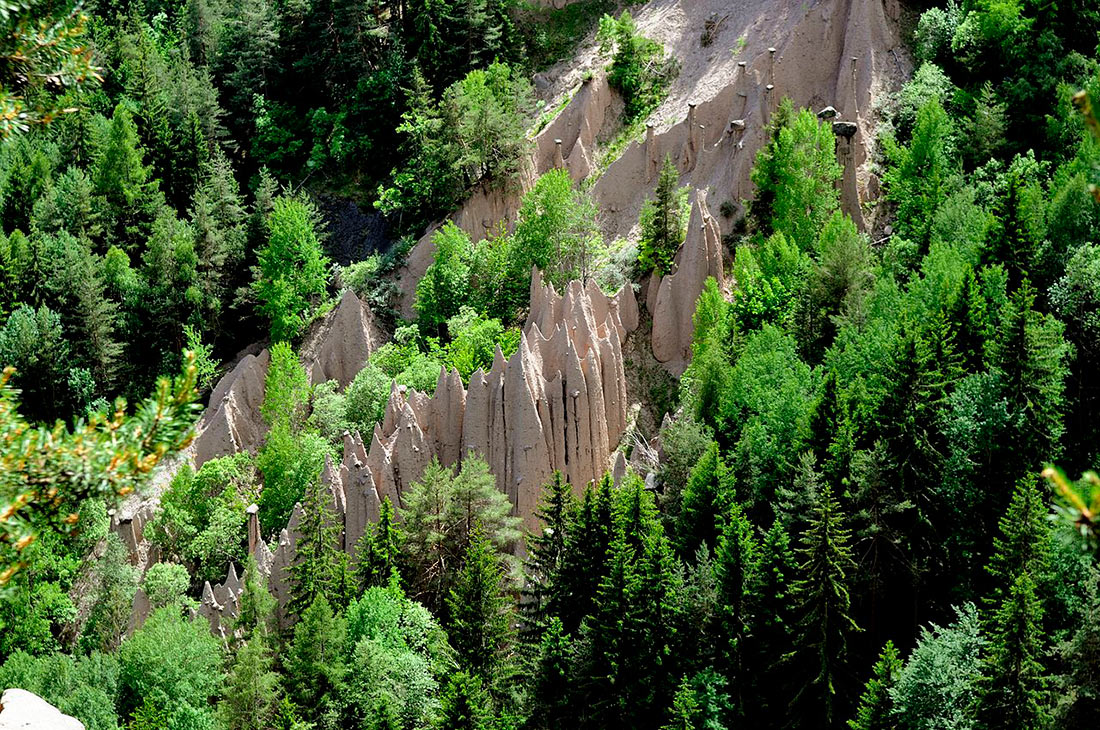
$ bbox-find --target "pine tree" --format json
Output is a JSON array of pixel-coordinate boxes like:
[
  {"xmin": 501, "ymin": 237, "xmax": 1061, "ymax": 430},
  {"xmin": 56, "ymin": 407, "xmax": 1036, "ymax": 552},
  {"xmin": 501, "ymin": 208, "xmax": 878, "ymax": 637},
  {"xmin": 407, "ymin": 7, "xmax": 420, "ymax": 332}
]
[
  {"xmin": 530, "ymin": 617, "xmax": 574, "ymax": 730},
  {"xmin": 848, "ymin": 641, "xmax": 901, "ymax": 730},
  {"xmin": 285, "ymin": 593, "xmax": 347, "ymax": 723},
  {"xmin": 288, "ymin": 475, "xmax": 342, "ymax": 617},
  {"xmin": 977, "ymin": 572, "xmax": 1051, "ymax": 730},
  {"xmin": 787, "ymin": 483, "xmax": 861, "ymax": 729},
  {"xmin": 712, "ymin": 502, "xmax": 759, "ymax": 717},
  {"xmin": 219, "ymin": 632, "xmax": 281, "ymax": 730},
  {"xmin": 985, "ymin": 477, "xmax": 1051, "ymax": 610},
  {"xmin": 354, "ymin": 496, "xmax": 404, "ymax": 590},
  {"xmin": 234, "ymin": 555, "xmax": 277, "ymax": 642},
  {"xmin": 522, "ymin": 471, "xmax": 574, "ymax": 639},
  {"xmin": 446, "ymin": 522, "xmax": 515, "ymax": 693},
  {"xmin": 675, "ymin": 441, "xmax": 736, "ymax": 559},
  {"xmin": 639, "ymin": 155, "xmax": 687, "ymax": 275}
]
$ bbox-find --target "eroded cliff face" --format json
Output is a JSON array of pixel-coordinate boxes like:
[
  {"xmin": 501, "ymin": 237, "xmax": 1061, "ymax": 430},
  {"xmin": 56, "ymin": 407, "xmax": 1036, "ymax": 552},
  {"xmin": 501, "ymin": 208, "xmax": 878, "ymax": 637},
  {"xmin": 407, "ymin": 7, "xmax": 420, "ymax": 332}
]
[
  {"xmin": 397, "ymin": 0, "xmax": 908, "ymax": 371},
  {"xmin": 193, "ymin": 288, "xmax": 380, "ymax": 468},
  {"xmin": 192, "ymin": 271, "xmax": 640, "ymax": 635}
]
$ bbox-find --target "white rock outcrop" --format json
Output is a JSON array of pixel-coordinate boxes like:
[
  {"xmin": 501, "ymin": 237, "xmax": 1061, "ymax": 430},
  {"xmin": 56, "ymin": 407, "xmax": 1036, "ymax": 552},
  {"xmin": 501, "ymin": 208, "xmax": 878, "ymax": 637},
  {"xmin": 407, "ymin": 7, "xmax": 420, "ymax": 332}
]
[{"xmin": 0, "ymin": 689, "xmax": 83, "ymax": 730}]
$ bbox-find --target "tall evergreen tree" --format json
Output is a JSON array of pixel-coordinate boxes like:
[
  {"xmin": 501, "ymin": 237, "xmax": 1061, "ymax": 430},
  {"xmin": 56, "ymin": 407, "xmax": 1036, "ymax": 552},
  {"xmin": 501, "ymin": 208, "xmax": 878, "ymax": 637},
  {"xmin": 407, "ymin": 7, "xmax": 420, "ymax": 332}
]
[
  {"xmin": 712, "ymin": 501, "xmax": 759, "ymax": 718},
  {"xmin": 288, "ymin": 474, "xmax": 342, "ymax": 617},
  {"xmin": 787, "ymin": 483, "xmax": 861, "ymax": 729},
  {"xmin": 638, "ymin": 154, "xmax": 687, "ymax": 275},
  {"xmin": 556, "ymin": 475, "xmax": 615, "ymax": 634},
  {"xmin": 284, "ymin": 594, "xmax": 347, "ymax": 723},
  {"xmin": 530, "ymin": 617, "xmax": 574, "ymax": 730},
  {"xmin": 977, "ymin": 572, "xmax": 1051, "ymax": 730},
  {"xmin": 984, "ymin": 477, "xmax": 1051, "ymax": 610},
  {"xmin": 219, "ymin": 632, "xmax": 281, "ymax": 730},
  {"xmin": 988, "ymin": 280, "xmax": 1070, "ymax": 478},
  {"xmin": 848, "ymin": 641, "xmax": 901, "ymax": 730},
  {"xmin": 675, "ymin": 441, "xmax": 735, "ymax": 559},
  {"xmin": 522, "ymin": 471, "xmax": 574, "ymax": 639},
  {"xmin": 447, "ymin": 522, "xmax": 515, "ymax": 694},
  {"xmin": 354, "ymin": 496, "xmax": 404, "ymax": 590}
]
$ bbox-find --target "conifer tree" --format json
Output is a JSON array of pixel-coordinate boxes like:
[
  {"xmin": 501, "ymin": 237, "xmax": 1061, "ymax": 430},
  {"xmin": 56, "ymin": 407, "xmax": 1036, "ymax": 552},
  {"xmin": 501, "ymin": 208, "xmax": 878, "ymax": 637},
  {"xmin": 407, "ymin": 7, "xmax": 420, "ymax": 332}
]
[
  {"xmin": 712, "ymin": 502, "xmax": 759, "ymax": 716},
  {"xmin": 675, "ymin": 441, "xmax": 735, "ymax": 559},
  {"xmin": 787, "ymin": 483, "xmax": 861, "ymax": 729},
  {"xmin": 988, "ymin": 280, "xmax": 1070, "ymax": 477},
  {"xmin": 660, "ymin": 676, "xmax": 699, "ymax": 730},
  {"xmin": 285, "ymin": 593, "xmax": 347, "ymax": 722},
  {"xmin": 93, "ymin": 104, "xmax": 158, "ymax": 250},
  {"xmin": 530, "ymin": 617, "xmax": 574, "ymax": 730},
  {"xmin": 447, "ymin": 522, "xmax": 515, "ymax": 693},
  {"xmin": 745, "ymin": 519, "xmax": 798, "ymax": 728},
  {"xmin": 638, "ymin": 155, "xmax": 687, "ymax": 275},
  {"xmin": 234, "ymin": 555, "xmax": 277, "ymax": 643},
  {"xmin": 289, "ymin": 475, "xmax": 342, "ymax": 617},
  {"xmin": 354, "ymin": 496, "xmax": 403, "ymax": 590},
  {"xmin": 439, "ymin": 671, "xmax": 494, "ymax": 730},
  {"xmin": 848, "ymin": 641, "xmax": 901, "ymax": 730},
  {"xmin": 985, "ymin": 477, "xmax": 1051, "ymax": 610},
  {"xmin": 555, "ymin": 475, "xmax": 615, "ymax": 634},
  {"xmin": 219, "ymin": 631, "xmax": 281, "ymax": 730},
  {"xmin": 977, "ymin": 572, "xmax": 1051, "ymax": 730},
  {"xmin": 522, "ymin": 471, "xmax": 574, "ymax": 637}
]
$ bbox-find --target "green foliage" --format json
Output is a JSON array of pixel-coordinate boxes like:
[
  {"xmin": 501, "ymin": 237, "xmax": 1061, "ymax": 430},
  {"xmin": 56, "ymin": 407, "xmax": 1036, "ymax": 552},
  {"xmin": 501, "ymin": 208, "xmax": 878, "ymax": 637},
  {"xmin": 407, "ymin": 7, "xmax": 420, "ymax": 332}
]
[
  {"xmin": 141, "ymin": 562, "xmax": 190, "ymax": 610},
  {"xmin": 147, "ymin": 453, "xmax": 255, "ymax": 584},
  {"xmin": 750, "ymin": 100, "xmax": 842, "ymax": 250},
  {"xmin": 257, "ymin": 426, "xmax": 329, "ymax": 538},
  {"xmin": 597, "ymin": 11, "xmax": 678, "ymax": 121},
  {"xmin": 416, "ymin": 223, "xmax": 473, "ymax": 331},
  {"xmin": 252, "ymin": 195, "xmax": 330, "ymax": 342},
  {"xmin": 848, "ymin": 641, "xmax": 900, "ymax": 730},
  {"xmin": 0, "ymin": 354, "xmax": 199, "ymax": 589},
  {"xmin": 119, "ymin": 607, "xmax": 224, "ymax": 729},
  {"xmin": 401, "ymin": 457, "xmax": 521, "ymax": 613},
  {"xmin": 891, "ymin": 604, "xmax": 984, "ymax": 730},
  {"xmin": 0, "ymin": 650, "xmax": 120, "ymax": 730},
  {"xmin": 263, "ymin": 341, "xmax": 311, "ymax": 432},
  {"xmin": 343, "ymin": 583, "xmax": 450, "ymax": 728},
  {"xmin": 638, "ymin": 156, "xmax": 690, "ymax": 275},
  {"xmin": 289, "ymin": 469, "xmax": 345, "ymax": 615}
]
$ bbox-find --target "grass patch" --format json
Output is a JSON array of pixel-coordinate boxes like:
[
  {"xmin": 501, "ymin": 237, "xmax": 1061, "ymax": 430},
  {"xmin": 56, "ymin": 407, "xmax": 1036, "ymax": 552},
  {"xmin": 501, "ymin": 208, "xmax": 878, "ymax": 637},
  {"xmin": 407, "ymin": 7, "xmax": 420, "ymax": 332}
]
[{"xmin": 521, "ymin": 0, "xmax": 616, "ymax": 70}]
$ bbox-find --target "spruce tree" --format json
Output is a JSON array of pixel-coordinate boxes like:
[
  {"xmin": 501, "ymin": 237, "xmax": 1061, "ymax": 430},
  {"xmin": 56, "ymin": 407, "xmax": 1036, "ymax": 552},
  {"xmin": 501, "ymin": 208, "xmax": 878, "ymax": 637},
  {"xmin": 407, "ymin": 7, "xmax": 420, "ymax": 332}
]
[
  {"xmin": 977, "ymin": 572, "xmax": 1051, "ymax": 730},
  {"xmin": 354, "ymin": 496, "xmax": 404, "ymax": 590},
  {"xmin": 439, "ymin": 671, "xmax": 494, "ymax": 730},
  {"xmin": 988, "ymin": 280, "xmax": 1070, "ymax": 478},
  {"xmin": 522, "ymin": 471, "xmax": 574, "ymax": 639},
  {"xmin": 285, "ymin": 593, "xmax": 347, "ymax": 723},
  {"xmin": 289, "ymin": 475, "xmax": 342, "ymax": 617},
  {"xmin": 787, "ymin": 483, "xmax": 861, "ymax": 729},
  {"xmin": 639, "ymin": 155, "xmax": 687, "ymax": 275},
  {"xmin": 530, "ymin": 617, "xmax": 574, "ymax": 730},
  {"xmin": 660, "ymin": 676, "xmax": 699, "ymax": 730},
  {"xmin": 985, "ymin": 477, "xmax": 1051, "ymax": 609},
  {"xmin": 556, "ymin": 475, "xmax": 615, "ymax": 634},
  {"xmin": 446, "ymin": 522, "xmax": 515, "ymax": 694},
  {"xmin": 746, "ymin": 519, "xmax": 798, "ymax": 728},
  {"xmin": 848, "ymin": 641, "xmax": 901, "ymax": 730},
  {"xmin": 712, "ymin": 501, "xmax": 759, "ymax": 717},
  {"xmin": 675, "ymin": 441, "xmax": 736, "ymax": 559},
  {"xmin": 234, "ymin": 555, "xmax": 277, "ymax": 643},
  {"xmin": 219, "ymin": 632, "xmax": 281, "ymax": 730}
]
